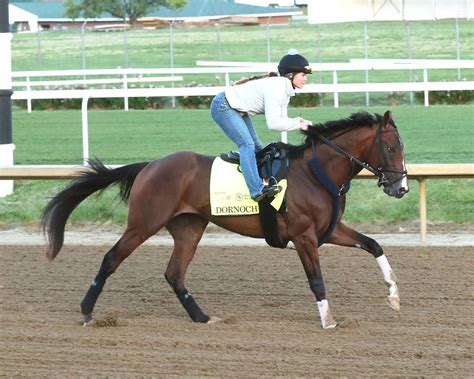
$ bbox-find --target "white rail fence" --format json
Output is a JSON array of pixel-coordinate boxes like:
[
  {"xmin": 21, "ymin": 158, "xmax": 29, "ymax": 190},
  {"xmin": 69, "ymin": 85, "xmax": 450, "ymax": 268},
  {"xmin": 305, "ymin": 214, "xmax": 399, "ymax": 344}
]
[
  {"xmin": 12, "ymin": 59, "xmax": 474, "ymax": 111},
  {"xmin": 1, "ymin": 163, "xmax": 473, "ymax": 244},
  {"xmin": 12, "ymin": 75, "xmax": 184, "ymax": 112}
]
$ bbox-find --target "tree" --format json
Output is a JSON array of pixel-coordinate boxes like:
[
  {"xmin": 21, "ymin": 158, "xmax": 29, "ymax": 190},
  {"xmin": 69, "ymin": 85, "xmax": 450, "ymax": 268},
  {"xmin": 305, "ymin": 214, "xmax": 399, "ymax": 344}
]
[{"xmin": 65, "ymin": 0, "xmax": 187, "ymax": 26}]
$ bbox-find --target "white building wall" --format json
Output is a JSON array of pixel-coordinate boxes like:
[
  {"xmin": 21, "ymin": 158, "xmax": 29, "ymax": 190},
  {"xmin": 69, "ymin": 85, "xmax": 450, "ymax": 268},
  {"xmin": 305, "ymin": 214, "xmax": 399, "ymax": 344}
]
[
  {"xmin": 8, "ymin": 4, "xmax": 39, "ymax": 32},
  {"xmin": 235, "ymin": 0, "xmax": 297, "ymax": 7},
  {"xmin": 308, "ymin": 0, "xmax": 473, "ymax": 24}
]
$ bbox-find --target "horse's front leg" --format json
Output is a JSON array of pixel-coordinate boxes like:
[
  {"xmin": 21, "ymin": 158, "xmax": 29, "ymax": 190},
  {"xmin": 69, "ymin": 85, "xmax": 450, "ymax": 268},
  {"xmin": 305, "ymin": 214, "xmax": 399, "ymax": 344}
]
[
  {"xmin": 293, "ymin": 232, "xmax": 338, "ymax": 329},
  {"xmin": 327, "ymin": 222, "xmax": 400, "ymax": 312}
]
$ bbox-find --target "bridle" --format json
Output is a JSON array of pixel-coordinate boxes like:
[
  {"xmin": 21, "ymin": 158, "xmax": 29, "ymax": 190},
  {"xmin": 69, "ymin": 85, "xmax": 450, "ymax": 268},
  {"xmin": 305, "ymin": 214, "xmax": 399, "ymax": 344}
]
[{"xmin": 312, "ymin": 121, "xmax": 408, "ymax": 187}]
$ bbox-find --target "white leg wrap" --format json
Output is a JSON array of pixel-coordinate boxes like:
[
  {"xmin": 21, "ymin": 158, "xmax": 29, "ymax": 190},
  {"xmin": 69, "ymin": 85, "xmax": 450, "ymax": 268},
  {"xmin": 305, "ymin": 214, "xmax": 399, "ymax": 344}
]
[
  {"xmin": 376, "ymin": 255, "xmax": 400, "ymax": 311},
  {"xmin": 317, "ymin": 299, "xmax": 338, "ymax": 329},
  {"xmin": 376, "ymin": 255, "xmax": 396, "ymax": 285}
]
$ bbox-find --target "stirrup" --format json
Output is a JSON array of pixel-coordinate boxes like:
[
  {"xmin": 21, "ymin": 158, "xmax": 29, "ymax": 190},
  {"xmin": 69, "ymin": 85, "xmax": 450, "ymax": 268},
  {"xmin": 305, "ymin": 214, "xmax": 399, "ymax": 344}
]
[{"xmin": 252, "ymin": 184, "xmax": 282, "ymax": 202}]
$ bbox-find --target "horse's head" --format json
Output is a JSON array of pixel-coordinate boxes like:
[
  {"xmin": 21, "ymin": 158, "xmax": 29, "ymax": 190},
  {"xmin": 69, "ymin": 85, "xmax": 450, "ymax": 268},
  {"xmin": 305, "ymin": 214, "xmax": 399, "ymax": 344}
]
[
  {"xmin": 301, "ymin": 111, "xmax": 409, "ymax": 199},
  {"xmin": 368, "ymin": 111, "xmax": 409, "ymax": 198}
]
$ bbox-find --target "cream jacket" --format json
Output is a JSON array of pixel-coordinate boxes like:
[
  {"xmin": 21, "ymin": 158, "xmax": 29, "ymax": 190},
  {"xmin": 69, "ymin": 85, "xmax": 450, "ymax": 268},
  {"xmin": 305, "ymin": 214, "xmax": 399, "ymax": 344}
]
[{"xmin": 224, "ymin": 76, "xmax": 302, "ymax": 131}]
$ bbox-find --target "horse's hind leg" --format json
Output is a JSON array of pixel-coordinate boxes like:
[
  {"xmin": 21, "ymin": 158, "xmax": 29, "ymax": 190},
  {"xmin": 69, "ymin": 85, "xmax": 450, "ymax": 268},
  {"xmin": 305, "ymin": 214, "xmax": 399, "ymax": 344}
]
[
  {"xmin": 80, "ymin": 228, "xmax": 148, "ymax": 325},
  {"xmin": 327, "ymin": 222, "xmax": 400, "ymax": 312},
  {"xmin": 164, "ymin": 214, "xmax": 213, "ymax": 323}
]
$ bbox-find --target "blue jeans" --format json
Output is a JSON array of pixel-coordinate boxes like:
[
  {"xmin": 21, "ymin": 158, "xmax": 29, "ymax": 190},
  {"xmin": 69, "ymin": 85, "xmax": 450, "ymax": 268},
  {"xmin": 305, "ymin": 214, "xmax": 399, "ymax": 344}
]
[{"xmin": 210, "ymin": 92, "xmax": 264, "ymax": 198}]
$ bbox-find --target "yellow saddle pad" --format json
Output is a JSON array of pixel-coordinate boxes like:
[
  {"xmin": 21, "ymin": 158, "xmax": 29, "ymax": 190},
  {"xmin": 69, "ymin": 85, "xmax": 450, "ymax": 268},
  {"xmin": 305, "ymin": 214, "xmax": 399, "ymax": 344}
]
[{"xmin": 210, "ymin": 157, "xmax": 287, "ymax": 216}]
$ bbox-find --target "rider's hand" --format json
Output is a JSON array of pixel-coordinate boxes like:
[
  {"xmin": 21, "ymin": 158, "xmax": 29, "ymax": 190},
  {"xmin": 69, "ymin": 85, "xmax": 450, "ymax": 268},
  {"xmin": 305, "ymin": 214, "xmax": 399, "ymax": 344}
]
[{"xmin": 299, "ymin": 119, "xmax": 312, "ymax": 131}]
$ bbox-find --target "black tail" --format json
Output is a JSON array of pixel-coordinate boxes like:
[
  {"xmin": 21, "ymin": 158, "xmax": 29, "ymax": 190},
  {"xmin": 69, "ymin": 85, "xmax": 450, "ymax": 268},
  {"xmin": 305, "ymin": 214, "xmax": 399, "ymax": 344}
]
[{"xmin": 41, "ymin": 158, "xmax": 150, "ymax": 261}]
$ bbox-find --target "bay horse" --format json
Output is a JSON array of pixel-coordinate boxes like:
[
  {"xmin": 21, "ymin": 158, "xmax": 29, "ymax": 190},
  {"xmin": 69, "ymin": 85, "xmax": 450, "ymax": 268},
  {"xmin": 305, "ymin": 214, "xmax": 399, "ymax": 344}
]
[{"xmin": 41, "ymin": 110, "xmax": 409, "ymax": 329}]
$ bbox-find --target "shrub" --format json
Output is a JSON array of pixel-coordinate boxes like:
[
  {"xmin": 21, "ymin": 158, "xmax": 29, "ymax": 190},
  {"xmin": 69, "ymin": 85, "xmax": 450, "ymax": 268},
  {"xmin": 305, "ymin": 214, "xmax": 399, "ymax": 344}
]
[
  {"xmin": 290, "ymin": 93, "xmax": 323, "ymax": 107},
  {"xmin": 384, "ymin": 91, "xmax": 408, "ymax": 106},
  {"xmin": 176, "ymin": 82, "xmax": 214, "ymax": 109},
  {"xmin": 414, "ymin": 81, "xmax": 473, "ymax": 105}
]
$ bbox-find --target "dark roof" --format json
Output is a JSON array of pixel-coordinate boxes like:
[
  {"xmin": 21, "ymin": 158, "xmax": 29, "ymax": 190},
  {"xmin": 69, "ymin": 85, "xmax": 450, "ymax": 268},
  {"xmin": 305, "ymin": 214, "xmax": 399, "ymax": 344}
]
[{"xmin": 11, "ymin": 0, "xmax": 298, "ymax": 20}]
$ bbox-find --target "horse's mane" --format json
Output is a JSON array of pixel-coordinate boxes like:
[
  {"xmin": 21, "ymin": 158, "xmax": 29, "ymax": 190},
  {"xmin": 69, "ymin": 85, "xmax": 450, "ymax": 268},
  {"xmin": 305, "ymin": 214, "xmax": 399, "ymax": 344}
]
[
  {"xmin": 282, "ymin": 111, "xmax": 382, "ymax": 157},
  {"xmin": 304, "ymin": 111, "xmax": 381, "ymax": 141}
]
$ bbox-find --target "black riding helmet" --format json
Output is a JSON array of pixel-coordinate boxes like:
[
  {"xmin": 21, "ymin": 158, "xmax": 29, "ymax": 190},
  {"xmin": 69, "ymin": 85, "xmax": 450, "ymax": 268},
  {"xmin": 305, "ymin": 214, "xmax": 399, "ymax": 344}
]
[{"xmin": 278, "ymin": 49, "xmax": 312, "ymax": 76}]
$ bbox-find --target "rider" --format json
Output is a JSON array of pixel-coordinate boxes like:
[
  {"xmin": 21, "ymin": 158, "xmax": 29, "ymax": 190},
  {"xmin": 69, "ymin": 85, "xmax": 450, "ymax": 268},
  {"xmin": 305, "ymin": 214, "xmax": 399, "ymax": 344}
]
[{"xmin": 210, "ymin": 49, "xmax": 313, "ymax": 202}]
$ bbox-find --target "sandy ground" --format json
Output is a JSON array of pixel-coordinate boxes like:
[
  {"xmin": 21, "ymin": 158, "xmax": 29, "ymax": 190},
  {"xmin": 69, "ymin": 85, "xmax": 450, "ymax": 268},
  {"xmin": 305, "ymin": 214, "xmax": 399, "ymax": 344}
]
[
  {"xmin": 1, "ymin": 222, "xmax": 474, "ymax": 247},
  {"xmin": 1, "ymin": 242, "xmax": 473, "ymax": 377}
]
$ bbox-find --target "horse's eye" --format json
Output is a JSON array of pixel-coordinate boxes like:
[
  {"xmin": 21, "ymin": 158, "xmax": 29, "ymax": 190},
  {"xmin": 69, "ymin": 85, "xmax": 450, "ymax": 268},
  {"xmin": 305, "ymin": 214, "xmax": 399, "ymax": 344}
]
[{"xmin": 387, "ymin": 146, "xmax": 395, "ymax": 153}]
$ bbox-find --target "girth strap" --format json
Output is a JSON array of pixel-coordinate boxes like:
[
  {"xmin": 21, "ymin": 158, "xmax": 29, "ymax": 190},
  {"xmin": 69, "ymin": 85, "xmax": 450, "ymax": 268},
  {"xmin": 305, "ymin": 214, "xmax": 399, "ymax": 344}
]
[
  {"xmin": 308, "ymin": 157, "xmax": 351, "ymax": 246},
  {"xmin": 258, "ymin": 197, "xmax": 288, "ymax": 249}
]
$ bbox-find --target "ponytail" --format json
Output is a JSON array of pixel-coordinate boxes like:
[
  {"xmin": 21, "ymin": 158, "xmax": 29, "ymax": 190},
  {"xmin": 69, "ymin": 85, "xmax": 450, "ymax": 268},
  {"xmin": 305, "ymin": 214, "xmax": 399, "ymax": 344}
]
[{"xmin": 235, "ymin": 71, "xmax": 278, "ymax": 85}]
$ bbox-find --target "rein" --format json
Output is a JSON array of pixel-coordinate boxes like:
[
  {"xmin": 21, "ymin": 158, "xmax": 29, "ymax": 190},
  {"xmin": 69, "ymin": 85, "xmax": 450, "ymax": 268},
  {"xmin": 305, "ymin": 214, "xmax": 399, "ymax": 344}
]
[{"xmin": 312, "ymin": 123, "xmax": 407, "ymax": 187}]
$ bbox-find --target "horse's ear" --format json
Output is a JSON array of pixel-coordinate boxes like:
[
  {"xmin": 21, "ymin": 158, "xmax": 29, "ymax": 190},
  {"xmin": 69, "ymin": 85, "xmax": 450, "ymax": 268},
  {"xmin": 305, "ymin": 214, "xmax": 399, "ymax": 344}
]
[{"xmin": 383, "ymin": 110, "xmax": 393, "ymax": 128}]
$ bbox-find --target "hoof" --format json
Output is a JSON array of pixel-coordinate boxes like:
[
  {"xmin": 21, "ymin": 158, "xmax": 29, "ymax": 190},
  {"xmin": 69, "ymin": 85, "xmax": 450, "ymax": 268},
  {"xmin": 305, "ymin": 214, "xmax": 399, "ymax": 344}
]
[
  {"xmin": 322, "ymin": 321, "xmax": 339, "ymax": 329},
  {"xmin": 206, "ymin": 316, "xmax": 223, "ymax": 324},
  {"xmin": 387, "ymin": 295, "xmax": 400, "ymax": 312},
  {"xmin": 83, "ymin": 314, "xmax": 93, "ymax": 327}
]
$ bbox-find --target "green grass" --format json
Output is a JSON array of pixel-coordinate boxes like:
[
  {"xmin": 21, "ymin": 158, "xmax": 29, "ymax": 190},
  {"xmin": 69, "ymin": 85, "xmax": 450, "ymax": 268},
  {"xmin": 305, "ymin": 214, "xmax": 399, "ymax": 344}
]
[
  {"xmin": 12, "ymin": 105, "xmax": 474, "ymax": 164},
  {"xmin": 2, "ymin": 105, "xmax": 473, "ymax": 228},
  {"xmin": 12, "ymin": 20, "xmax": 474, "ymax": 71},
  {"xmin": 11, "ymin": 20, "xmax": 474, "ymax": 106},
  {"xmin": 5, "ymin": 20, "xmax": 474, "ymax": 228}
]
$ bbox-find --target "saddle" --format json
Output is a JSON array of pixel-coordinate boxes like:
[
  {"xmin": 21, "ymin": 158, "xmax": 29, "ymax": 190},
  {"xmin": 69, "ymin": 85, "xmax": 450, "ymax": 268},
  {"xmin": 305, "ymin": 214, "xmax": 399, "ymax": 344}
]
[
  {"xmin": 220, "ymin": 143, "xmax": 289, "ymax": 248},
  {"xmin": 220, "ymin": 142, "xmax": 290, "ymax": 185}
]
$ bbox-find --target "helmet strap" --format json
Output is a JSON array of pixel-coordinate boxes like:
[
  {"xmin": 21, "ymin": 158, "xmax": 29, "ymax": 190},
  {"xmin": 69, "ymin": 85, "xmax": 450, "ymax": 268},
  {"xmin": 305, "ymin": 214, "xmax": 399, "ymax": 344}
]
[{"xmin": 283, "ymin": 72, "xmax": 297, "ymax": 89}]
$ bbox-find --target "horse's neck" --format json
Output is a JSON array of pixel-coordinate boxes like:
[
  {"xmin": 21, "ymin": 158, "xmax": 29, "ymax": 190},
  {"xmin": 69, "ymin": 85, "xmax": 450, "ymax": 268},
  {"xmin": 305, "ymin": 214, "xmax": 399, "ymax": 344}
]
[{"xmin": 313, "ymin": 127, "xmax": 375, "ymax": 186}]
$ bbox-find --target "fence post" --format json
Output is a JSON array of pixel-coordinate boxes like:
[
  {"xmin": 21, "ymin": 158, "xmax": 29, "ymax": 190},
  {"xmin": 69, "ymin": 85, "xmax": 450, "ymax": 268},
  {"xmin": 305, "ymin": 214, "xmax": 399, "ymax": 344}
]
[
  {"xmin": 316, "ymin": 24, "xmax": 321, "ymax": 64},
  {"xmin": 0, "ymin": 5, "xmax": 14, "ymax": 197},
  {"xmin": 216, "ymin": 23, "xmax": 222, "ymax": 62},
  {"xmin": 36, "ymin": 31, "xmax": 42, "ymax": 70},
  {"xmin": 418, "ymin": 178, "xmax": 427, "ymax": 243},
  {"xmin": 225, "ymin": 72, "xmax": 230, "ymax": 87},
  {"xmin": 332, "ymin": 70, "xmax": 339, "ymax": 108},
  {"xmin": 266, "ymin": 16, "xmax": 272, "ymax": 62},
  {"xmin": 423, "ymin": 69, "xmax": 429, "ymax": 107},
  {"xmin": 169, "ymin": 20, "xmax": 176, "ymax": 108},
  {"xmin": 81, "ymin": 21, "xmax": 87, "ymax": 79},
  {"xmin": 26, "ymin": 76, "xmax": 32, "ymax": 113},
  {"xmin": 123, "ymin": 28, "xmax": 129, "ymax": 69},
  {"xmin": 455, "ymin": 17, "xmax": 461, "ymax": 80},
  {"xmin": 405, "ymin": 20, "xmax": 414, "ymax": 104},
  {"xmin": 123, "ymin": 74, "xmax": 129, "ymax": 111},
  {"xmin": 364, "ymin": 21, "xmax": 370, "ymax": 106},
  {"xmin": 81, "ymin": 96, "xmax": 90, "ymax": 165}
]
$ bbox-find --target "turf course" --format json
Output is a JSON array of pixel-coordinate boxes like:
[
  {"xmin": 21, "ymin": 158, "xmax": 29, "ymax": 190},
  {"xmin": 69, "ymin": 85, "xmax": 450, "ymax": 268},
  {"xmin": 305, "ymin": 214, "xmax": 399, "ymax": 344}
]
[{"xmin": 11, "ymin": 105, "xmax": 474, "ymax": 164}]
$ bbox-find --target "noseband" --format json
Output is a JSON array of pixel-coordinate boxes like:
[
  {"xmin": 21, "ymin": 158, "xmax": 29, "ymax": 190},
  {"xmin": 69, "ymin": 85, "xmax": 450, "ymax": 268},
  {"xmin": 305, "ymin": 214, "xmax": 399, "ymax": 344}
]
[{"xmin": 313, "ymin": 122, "xmax": 407, "ymax": 187}]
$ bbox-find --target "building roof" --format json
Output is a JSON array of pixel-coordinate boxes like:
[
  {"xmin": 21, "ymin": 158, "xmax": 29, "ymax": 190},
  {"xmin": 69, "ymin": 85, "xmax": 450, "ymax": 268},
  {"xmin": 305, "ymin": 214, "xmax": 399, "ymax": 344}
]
[
  {"xmin": 147, "ymin": 0, "xmax": 298, "ymax": 18},
  {"xmin": 11, "ymin": 0, "xmax": 299, "ymax": 21},
  {"xmin": 9, "ymin": 4, "xmax": 39, "ymax": 21},
  {"xmin": 12, "ymin": 1, "xmax": 69, "ymax": 20}
]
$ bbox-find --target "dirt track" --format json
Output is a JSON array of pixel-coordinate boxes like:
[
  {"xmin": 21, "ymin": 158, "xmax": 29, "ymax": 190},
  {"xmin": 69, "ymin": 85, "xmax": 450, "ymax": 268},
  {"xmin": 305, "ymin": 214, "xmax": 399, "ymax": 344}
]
[{"xmin": 1, "ymin": 244, "xmax": 473, "ymax": 377}]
